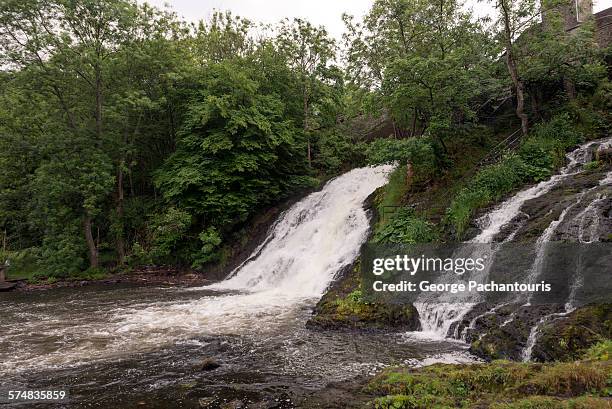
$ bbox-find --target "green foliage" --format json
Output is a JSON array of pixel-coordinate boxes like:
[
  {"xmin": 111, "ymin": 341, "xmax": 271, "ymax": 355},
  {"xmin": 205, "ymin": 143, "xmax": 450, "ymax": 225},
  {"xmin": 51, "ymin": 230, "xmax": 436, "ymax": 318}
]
[
  {"xmin": 313, "ymin": 130, "xmax": 365, "ymax": 173},
  {"xmin": 367, "ymin": 359, "xmax": 611, "ymax": 409},
  {"xmin": 2, "ymin": 248, "xmax": 41, "ymax": 280},
  {"xmin": 446, "ymin": 115, "xmax": 585, "ymax": 238},
  {"xmin": 193, "ymin": 227, "xmax": 223, "ymax": 266},
  {"xmin": 366, "ymin": 137, "xmax": 438, "ymax": 182},
  {"xmin": 584, "ymin": 161, "xmax": 602, "ymax": 171},
  {"xmin": 446, "ymin": 156, "xmax": 527, "ymax": 238},
  {"xmin": 148, "ymin": 207, "xmax": 192, "ymax": 262},
  {"xmin": 374, "ymin": 207, "xmax": 438, "ymax": 244},
  {"xmin": 582, "ymin": 340, "xmax": 612, "ymax": 362},
  {"xmin": 376, "ymin": 165, "xmax": 410, "ymax": 213},
  {"xmin": 0, "ymin": 0, "xmax": 608, "ymax": 277}
]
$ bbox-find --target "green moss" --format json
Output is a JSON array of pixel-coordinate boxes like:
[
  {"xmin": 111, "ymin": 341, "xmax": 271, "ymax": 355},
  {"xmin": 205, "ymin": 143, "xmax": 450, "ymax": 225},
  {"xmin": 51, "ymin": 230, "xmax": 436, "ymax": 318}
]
[
  {"xmin": 533, "ymin": 304, "xmax": 611, "ymax": 362},
  {"xmin": 583, "ymin": 160, "xmax": 602, "ymax": 170},
  {"xmin": 308, "ymin": 274, "xmax": 420, "ymax": 331},
  {"xmin": 366, "ymin": 359, "xmax": 611, "ymax": 409}
]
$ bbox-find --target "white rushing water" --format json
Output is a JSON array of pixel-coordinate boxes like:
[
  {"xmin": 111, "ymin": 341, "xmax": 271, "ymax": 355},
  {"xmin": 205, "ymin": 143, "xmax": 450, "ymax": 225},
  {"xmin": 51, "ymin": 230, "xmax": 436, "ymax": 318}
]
[
  {"xmin": 414, "ymin": 137, "xmax": 612, "ymax": 339},
  {"xmin": 215, "ymin": 165, "xmax": 395, "ymax": 296},
  {"xmin": 1, "ymin": 165, "xmax": 394, "ymax": 374}
]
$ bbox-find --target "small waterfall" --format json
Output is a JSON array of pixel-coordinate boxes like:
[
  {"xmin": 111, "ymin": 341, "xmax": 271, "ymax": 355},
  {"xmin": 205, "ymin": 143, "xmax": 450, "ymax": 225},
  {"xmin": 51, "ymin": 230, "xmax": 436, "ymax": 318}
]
[
  {"xmin": 414, "ymin": 137, "xmax": 612, "ymax": 340},
  {"xmin": 217, "ymin": 165, "xmax": 394, "ymax": 297}
]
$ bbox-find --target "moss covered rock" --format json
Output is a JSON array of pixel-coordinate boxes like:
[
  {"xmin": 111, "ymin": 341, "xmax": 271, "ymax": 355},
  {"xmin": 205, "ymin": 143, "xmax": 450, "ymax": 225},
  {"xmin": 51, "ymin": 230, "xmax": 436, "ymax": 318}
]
[
  {"xmin": 530, "ymin": 304, "xmax": 612, "ymax": 362},
  {"xmin": 307, "ymin": 288, "xmax": 421, "ymax": 331},
  {"xmin": 307, "ymin": 255, "xmax": 421, "ymax": 331}
]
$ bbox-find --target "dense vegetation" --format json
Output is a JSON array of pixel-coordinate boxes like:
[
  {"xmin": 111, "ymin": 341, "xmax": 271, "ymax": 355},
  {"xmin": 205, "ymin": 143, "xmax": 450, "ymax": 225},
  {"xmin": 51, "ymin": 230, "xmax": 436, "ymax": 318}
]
[{"xmin": 0, "ymin": 0, "xmax": 610, "ymax": 280}]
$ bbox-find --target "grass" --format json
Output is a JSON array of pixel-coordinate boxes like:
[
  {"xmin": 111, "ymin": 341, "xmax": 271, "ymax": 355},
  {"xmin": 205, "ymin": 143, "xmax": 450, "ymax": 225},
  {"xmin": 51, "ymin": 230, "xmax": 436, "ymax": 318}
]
[{"xmin": 367, "ymin": 351, "xmax": 612, "ymax": 409}]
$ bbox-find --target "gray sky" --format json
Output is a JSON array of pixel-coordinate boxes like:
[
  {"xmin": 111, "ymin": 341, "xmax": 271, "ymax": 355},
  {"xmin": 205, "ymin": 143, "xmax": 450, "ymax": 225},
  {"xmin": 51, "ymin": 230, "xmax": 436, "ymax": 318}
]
[{"xmin": 145, "ymin": 0, "xmax": 612, "ymax": 40}]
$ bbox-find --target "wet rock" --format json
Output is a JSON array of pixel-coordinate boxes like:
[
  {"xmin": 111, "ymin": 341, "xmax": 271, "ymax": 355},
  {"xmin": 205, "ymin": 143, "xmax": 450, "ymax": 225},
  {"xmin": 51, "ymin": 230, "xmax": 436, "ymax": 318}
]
[
  {"xmin": 0, "ymin": 281, "xmax": 17, "ymax": 291},
  {"xmin": 596, "ymin": 147, "xmax": 612, "ymax": 164},
  {"xmin": 469, "ymin": 303, "xmax": 565, "ymax": 361},
  {"xmin": 220, "ymin": 400, "xmax": 246, "ymax": 409},
  {"xmin": 307, "ymin": 298, "xmax": 421, "ymax": 331},
  {"xmin": 307, "ymin": 260, "xmax": 421, "ymax": 331},
  {"xmin": 530, "ymin": 304, "xmax": 611, "ymax": 362},
  {"xmin": 200, "ymin": 357, "xmax": 221, "ymax": 371},
  {"xmin": 199, "ymin": 397, "xmax": 216, "ymax": 408},
  {"xmin": 513, "ymin": 169, "xmax": 610, "ymax": 242}
]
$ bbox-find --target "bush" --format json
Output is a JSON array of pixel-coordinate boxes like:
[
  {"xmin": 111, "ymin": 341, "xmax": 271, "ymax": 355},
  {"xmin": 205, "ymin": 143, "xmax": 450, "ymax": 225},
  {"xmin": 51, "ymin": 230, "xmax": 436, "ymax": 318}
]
[
  {"xmin": 148, "ymin": 206, "xmax": 193, "ymax": 262},
  {"xmin": 373, "ymin": 207, "xmax": 438, "ymax": 244},
  {"xmin": 582, "ymin": 340, "xmax": 612, "ymax": 361},
  {"xmin": 1, "ymin": 247, "xmax": 42, "ymax": 280}
]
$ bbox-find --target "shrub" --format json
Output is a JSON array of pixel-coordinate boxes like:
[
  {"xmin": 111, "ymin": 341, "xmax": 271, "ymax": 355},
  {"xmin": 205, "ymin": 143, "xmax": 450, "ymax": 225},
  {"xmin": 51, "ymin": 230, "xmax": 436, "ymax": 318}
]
[
  {"xmin": 373, "ymin": 207, "xmax": 438, "ymax": 244},
  {"xmin": 149, "ymin": 206, "xmax": 192, "ymax": 262},
  {"xmin": 582, "ymin": 340, "xmax": 612, "ymax": 361}
]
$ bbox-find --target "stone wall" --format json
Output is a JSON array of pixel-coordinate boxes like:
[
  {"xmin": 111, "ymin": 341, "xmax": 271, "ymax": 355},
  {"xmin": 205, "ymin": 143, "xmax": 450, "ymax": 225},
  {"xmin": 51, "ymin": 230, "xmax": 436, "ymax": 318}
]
[{"xmin": 594, "ymin": 7, "xmax": 612, "ymax": 47}]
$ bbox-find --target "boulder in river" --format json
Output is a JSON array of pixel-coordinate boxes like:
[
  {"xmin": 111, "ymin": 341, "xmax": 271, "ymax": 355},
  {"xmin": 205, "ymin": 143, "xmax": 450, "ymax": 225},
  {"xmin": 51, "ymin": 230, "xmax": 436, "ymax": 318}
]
[{"xmin": 199, "ymin": 357, "xmax": 221, "ymax": 371}]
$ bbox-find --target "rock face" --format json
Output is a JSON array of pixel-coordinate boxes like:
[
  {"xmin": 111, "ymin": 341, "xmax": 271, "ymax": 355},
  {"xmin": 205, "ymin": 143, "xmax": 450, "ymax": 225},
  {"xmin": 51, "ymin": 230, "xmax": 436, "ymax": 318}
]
[
  {"xmin": 307, "ymin": 260, "xmax": 421, "ymax": 331},
  {"xmin": 464, "ymin": 156, "xmax": 612, "ymax": 362},
  {"xmin": 467, "ymin": 303, "xmax": 565, "ymax": 361},
  {"xmin": 530, "ymin": 304, "xmax": 612, "ymax": 362},
  {"xmin": 466, "ymin": 303, "xmax": 612, "ymax": 362}
]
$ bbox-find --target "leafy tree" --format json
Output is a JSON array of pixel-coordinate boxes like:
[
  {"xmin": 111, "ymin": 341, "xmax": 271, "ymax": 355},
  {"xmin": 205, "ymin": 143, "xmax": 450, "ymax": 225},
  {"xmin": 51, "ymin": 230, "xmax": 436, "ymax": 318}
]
[
  {"xmin": 276, "ymin": 18, "xmax": 337, "ymax": 166},
  {"xmin": 155, "ymin": 61, "xmax": 315, "ymax": 265}
]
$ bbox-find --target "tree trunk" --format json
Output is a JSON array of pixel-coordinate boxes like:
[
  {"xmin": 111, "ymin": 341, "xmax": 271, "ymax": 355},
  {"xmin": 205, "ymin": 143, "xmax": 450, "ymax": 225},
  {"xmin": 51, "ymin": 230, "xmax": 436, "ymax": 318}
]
[
  {"xmin": 83, "ymin": 214, "xmax": 98, "ymax": 269},
  {"xmin": 115, "ymin": 163, "xmax": 126, "ymax": 265},
  {"xmin": 500, "ymin": 0, "xmax": 529, "ymax": 137},
  {"xmin": 563, "ymin": 77, "xmax": 576, "ymax": 100},
  {"xmin": 303, "ymin": 86, "xmax": 311, "ymax": 167}
]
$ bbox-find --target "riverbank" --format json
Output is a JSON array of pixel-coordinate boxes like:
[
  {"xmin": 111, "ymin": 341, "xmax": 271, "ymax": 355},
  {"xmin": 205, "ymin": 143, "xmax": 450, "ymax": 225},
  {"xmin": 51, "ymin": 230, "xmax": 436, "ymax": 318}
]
[{"xmin": 4, "ymin": 266, "xmax": 213, "ymax": 292}]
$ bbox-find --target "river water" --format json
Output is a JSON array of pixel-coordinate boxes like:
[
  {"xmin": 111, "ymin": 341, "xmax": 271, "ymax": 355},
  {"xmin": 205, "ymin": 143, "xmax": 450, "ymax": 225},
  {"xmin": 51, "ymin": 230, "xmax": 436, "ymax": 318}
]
[{"xmin": 0, "ymin": 285, "xmax": 470, "ymax": 408}]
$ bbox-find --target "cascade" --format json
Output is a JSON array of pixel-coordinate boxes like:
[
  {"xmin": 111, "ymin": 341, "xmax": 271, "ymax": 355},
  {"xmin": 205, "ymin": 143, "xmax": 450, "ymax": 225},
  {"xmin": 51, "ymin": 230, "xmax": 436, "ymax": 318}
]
[{"xmin": 415, "ymin": 137, "xmax": 612, "ymax": 340}]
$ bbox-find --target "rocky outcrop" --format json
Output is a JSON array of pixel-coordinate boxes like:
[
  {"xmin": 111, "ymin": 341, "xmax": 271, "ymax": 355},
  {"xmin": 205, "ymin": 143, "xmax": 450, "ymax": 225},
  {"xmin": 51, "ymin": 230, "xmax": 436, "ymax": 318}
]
[
  {"xmin": 467, "ymin": 303, "xmax": 565, "ymax": 361},
  {"xmin": 306, "ymin": 261, "xmax": 421, "ymax": 331},
  {"xmin": 466, "ymin": 304, "xmax": 611, "ymax": 362},
  {"xmin": 530, "ymin": 304, "xmax": 612, "ymax": 362}
]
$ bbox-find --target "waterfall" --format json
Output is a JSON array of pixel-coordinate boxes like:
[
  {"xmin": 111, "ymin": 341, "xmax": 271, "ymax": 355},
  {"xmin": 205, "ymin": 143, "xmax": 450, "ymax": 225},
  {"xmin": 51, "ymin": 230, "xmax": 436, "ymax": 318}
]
[
  {"xmin": 215, "ymin": 165, "xmax": 395, "ymax": 297},
  {"xmin": 2, "ymin": 165, "xmax": 396, "ymax": 375},
  {"xmin": 414, "ymin": 137, "xmax": 612, "ymax": 339}
]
